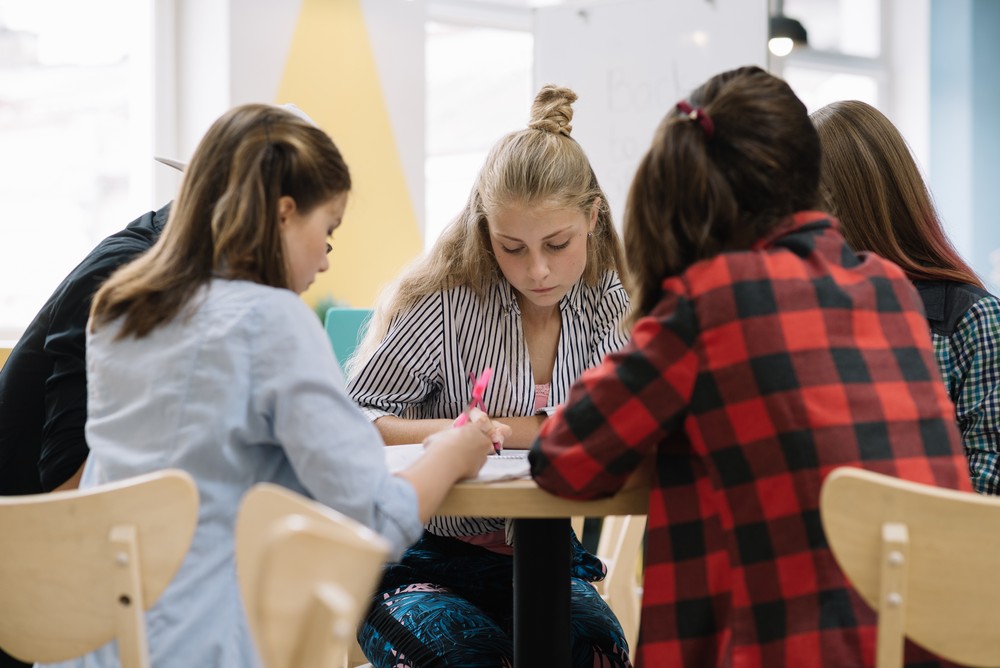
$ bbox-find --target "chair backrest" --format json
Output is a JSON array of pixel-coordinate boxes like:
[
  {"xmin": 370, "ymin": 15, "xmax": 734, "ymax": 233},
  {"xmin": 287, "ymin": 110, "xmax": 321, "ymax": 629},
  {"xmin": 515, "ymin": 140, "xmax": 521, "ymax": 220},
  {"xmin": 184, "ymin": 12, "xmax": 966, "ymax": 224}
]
[
  {"xmin": 820, "ymin": 466, "xmax": 1000, "ymax": 667},
  {"xmin": 323, "ymin": 308, "xmax": 372, "ymax": 374},
  {"xmin": 594, "ymin": 514, "xmax": 646, "ymax": 662},
  {"xmin": 236, "ymin": 483, "xmax": 391, "ymax": 668},
  {"xmin": 0, "ymin": 469, "xmax": 199, "ymax": 668}
]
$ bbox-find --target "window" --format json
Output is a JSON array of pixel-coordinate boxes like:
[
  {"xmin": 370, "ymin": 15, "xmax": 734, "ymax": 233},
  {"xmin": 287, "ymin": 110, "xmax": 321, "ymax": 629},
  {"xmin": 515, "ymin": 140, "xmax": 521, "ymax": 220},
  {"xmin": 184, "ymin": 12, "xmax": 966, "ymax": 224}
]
[
  {"xmin": 0, "ymin": 0, "xmax": 136, "ymax": 342},
  {"xmin": 771, "ymin": 0, "xmax": 885, "ymax": 114},
  {"xmin": 424, "ymin": 12, "xmax": 534, "ymax": 251},
  {"xmin": 785, "ymin": 0, "xmax": 880, "ymax": 58},
  {"xmin": 782, "ymin": 67, "xmax": 880, "ymax": 110}
]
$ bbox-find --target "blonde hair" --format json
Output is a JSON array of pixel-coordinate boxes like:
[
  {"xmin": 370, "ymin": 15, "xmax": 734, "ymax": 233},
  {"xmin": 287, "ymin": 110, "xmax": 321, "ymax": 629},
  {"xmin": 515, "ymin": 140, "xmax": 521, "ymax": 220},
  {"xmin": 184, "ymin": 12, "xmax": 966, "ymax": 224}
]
[
  {"xmin": 349, "ymin": 84, "xmax": 624, "ymax": 374},
  {"xmin": 91, "ymin": 104, "xmax": 350, "ymax": 338}
]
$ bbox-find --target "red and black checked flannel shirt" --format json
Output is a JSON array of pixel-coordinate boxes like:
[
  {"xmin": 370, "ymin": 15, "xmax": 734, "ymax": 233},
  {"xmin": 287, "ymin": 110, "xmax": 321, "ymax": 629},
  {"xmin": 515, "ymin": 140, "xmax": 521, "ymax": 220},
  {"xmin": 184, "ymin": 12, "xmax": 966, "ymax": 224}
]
[{"xmin": 530, "ymin": 212, "xmax": 972, "ymax": 667}]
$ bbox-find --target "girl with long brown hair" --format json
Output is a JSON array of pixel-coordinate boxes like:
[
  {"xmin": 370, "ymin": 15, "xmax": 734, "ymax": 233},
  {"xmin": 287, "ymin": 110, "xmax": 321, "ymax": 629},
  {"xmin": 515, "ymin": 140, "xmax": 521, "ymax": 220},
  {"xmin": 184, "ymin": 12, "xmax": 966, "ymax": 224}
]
[
  {"xmin": 813, "ymin": 99, "xmax": 1000, "ymax": 494},
  {"xmin": 64, "ymin": 103, "xmax": 497, "ymax": 668}
]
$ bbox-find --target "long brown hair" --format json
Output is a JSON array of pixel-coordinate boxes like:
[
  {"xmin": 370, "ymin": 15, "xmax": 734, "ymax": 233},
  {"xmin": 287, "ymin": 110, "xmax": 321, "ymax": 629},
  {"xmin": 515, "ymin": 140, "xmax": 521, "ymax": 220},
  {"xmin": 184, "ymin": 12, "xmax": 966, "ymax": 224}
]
[
  {"xmin": 624, "ymin": 66, "xmax": 821, "ymax": 321},
  {"xmin": 91, "ymin": 103, "xmax": 351, "ymax": 339},
  {"xmin": 350, "ymin": 84, "xmax": 625, "ymax": 374},
  {"xmin": 812, "ymin": 100, "xmax": 982, "ymax": 288}
]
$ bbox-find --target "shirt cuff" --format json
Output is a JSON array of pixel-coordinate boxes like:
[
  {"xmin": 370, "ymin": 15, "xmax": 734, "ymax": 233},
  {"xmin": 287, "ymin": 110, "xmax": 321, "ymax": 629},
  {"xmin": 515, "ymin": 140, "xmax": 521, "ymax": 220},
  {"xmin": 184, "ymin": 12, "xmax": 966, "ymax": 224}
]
[
  {"xmin": 360, "ymin": 406, "xmax": 394, "ymax": 422},
  {"xmin": 372, "ymin": 473, "xmax": 425, "ymax": 560}
]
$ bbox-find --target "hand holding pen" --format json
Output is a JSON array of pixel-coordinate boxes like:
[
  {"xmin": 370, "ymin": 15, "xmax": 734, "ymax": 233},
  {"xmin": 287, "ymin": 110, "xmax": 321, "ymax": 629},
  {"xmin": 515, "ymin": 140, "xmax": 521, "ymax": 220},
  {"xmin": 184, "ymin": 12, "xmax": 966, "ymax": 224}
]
[{"xmin": 453, "ymin": 368, "xmax": 507, "ymax": 454}]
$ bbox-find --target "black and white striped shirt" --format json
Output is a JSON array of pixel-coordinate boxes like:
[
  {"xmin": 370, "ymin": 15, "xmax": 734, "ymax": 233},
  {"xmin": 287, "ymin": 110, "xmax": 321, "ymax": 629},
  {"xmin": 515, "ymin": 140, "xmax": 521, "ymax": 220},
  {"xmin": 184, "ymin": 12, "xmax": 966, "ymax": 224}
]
[{"xmin": 348, "ymin": 269, "xmax": 630, "ymax": 537}]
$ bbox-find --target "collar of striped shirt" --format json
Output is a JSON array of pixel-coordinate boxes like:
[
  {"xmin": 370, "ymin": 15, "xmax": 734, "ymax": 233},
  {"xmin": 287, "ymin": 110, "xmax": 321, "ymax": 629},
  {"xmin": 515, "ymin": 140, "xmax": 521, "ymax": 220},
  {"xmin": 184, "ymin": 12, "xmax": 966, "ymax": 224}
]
[{"xmin": 495, "ymin": 276, "xmax": 588, "ymax": 318}]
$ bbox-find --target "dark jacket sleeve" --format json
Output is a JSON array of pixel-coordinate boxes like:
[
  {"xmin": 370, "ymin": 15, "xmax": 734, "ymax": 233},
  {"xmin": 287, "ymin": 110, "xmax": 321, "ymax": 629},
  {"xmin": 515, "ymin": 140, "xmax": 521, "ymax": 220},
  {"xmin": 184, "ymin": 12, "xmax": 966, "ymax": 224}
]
[
  {"xmin": 37, "ymin": 257, "xmax": 120, "ymax": 489},
  {"xmin": 35, "ymin": 211, "xmax": 165, "ymax": 490}
]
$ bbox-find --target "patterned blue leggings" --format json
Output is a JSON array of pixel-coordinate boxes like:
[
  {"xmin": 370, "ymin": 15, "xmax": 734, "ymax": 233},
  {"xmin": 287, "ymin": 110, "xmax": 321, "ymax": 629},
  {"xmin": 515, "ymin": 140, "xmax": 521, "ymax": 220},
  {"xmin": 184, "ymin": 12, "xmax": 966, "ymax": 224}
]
[{"xmin": 358, "ymin": 531, "xmax": 632, "ymax": 667}]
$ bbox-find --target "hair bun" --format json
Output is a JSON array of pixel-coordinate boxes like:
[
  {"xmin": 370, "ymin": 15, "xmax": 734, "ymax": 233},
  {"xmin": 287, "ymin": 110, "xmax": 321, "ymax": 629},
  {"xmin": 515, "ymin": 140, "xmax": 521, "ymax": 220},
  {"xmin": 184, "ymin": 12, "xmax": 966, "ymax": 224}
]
[{"xmin": 527, "ymin": 84, "xmax": 578, "ymax": 137}]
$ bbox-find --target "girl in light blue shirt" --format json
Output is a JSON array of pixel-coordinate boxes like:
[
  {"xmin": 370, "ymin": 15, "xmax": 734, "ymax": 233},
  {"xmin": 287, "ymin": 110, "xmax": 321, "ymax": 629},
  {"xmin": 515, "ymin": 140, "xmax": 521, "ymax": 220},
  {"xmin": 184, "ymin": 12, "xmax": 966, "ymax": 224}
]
[{"xmin": 44, "ymin": 103, "xmax": 500, "ymax": 668}]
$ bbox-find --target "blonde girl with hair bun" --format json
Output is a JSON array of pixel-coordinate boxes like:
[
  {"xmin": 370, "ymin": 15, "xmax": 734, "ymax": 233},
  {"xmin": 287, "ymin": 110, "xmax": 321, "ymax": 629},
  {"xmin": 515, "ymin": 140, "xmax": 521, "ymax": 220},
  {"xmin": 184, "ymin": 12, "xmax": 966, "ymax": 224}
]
[{"xmin": 350, "ymin": 85, "xmax": 633, "ymax": 667}]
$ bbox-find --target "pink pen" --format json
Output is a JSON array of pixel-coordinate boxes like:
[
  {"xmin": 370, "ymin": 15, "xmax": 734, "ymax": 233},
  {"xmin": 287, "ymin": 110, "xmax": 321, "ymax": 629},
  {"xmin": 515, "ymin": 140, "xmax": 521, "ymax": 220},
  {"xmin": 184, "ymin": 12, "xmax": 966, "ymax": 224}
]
[{"xmin": 454, "ymin": 368, "xmax": 500, "ymax": 454}]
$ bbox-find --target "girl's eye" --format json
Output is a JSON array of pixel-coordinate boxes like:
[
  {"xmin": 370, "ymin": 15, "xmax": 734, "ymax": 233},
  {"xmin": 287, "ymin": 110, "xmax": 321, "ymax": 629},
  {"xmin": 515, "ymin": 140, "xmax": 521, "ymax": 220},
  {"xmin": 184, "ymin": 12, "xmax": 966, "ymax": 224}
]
[
  {"xmin": 547, "ymin": 240, "xmax": 571, "ymax": 251},
  {"xmin": 501, "ymin": 246, "xmax": 525, "ymax": 255}
]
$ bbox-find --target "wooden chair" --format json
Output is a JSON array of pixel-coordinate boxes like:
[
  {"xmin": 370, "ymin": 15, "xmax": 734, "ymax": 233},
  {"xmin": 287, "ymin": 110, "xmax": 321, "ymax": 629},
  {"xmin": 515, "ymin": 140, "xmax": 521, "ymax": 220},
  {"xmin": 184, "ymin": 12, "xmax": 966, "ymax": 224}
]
[
  {"xmin": 235, "ymin": 483, "xmax": 391, "ymax": 668},
  {"xmin": 592, "ymin": 514, "xmax": 646, "ymax": 662},
  {"xmin": 0, "ymin": 469, "xmax": 199, "ymax": 668},
  {"xmin": 323, "ymin": 307, "xmax": 372, "ymax": 374},
  {"xmin": 820, "ymin": 466, "xmax": 1000, "ymax": 667}
]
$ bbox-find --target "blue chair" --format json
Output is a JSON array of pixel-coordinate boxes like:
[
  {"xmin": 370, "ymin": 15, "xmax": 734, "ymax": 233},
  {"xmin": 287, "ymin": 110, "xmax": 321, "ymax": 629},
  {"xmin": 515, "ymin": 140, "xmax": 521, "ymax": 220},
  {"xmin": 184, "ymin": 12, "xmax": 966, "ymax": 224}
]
[{"xmin": 323, "ymin": 307, "xmax": 372, "ymax": 374}]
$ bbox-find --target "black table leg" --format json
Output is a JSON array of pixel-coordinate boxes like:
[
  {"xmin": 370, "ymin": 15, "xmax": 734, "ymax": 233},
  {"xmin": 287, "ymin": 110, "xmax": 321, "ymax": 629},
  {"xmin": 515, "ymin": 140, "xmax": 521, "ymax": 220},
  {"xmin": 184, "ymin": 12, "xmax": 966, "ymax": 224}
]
[{"xmin": 513, "ymin": 517, "xmax": 571, "ymax": 668}]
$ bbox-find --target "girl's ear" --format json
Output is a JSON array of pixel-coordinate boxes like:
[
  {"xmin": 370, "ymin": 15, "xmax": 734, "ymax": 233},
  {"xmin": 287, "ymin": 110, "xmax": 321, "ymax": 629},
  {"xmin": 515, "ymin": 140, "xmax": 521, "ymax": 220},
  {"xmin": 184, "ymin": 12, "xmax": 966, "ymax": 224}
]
[
  {"xmin": 589, "ymin": 198, "xmax": 601, "ymax": 232},
  {"xmin": 277, "ymin": 196, "xmax": 297, "ymax": 226}
]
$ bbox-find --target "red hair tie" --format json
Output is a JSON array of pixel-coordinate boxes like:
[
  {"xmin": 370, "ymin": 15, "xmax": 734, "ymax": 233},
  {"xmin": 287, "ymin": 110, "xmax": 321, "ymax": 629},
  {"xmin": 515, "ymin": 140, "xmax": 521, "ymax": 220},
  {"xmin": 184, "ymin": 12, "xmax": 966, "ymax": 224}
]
[{"xmin": 676, "ymin": 100, "xmax": 715, "ymax": 140}]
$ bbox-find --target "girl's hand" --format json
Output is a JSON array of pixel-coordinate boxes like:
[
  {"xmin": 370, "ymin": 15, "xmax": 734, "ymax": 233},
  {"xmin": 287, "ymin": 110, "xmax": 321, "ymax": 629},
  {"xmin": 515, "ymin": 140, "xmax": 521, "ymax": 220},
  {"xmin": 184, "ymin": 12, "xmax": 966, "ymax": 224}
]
[
  {"xmin": 464, "ymin": 407, "xmax": 512, "ymax": 453},
  {"xmin": 424, "ymin": 416, "xmax": 493, "ymax": 479}
]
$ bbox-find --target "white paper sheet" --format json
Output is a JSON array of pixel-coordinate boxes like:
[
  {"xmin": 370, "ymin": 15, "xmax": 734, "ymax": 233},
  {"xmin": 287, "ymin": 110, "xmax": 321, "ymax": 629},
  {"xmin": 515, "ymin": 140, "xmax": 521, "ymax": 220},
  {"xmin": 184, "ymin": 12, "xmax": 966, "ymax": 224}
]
[{"xmin": 384, "ymin": 443, "xmax": 531, "ymax": 483}]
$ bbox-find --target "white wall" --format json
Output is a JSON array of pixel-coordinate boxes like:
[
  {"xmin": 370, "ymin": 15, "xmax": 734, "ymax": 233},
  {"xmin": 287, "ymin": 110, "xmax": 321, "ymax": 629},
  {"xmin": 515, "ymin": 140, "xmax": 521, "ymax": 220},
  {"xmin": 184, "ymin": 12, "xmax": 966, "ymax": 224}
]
[
  {"xmin": 886, "ymin": 0, "xmax": 930, "ymax": 174},
  {"xmin": 360, "ymin": 0, "xmax": 426, "ymax": 230}
]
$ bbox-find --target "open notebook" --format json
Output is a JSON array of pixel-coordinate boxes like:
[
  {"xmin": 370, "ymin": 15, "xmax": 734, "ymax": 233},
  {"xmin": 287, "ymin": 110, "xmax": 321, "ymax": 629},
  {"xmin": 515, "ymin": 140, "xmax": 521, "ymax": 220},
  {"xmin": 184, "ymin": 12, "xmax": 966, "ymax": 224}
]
[{"xmin": 384, "ymin": 443, "xmax": 531, "ymax": 483}]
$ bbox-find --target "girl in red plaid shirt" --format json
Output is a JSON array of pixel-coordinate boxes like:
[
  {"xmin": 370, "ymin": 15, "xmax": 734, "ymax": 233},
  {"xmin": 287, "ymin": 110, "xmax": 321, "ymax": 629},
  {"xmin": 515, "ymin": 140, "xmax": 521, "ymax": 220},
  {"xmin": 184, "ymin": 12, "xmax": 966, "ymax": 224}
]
[{"xmin": 530, "ymin": 66, "xmax": 972, "ymax": 667}]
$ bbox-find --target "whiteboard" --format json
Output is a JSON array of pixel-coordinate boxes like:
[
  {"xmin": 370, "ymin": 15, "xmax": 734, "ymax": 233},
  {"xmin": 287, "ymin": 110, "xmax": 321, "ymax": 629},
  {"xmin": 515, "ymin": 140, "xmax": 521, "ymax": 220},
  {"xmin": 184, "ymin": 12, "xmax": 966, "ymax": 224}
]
[{"xmin": 534, "ymin": 0, "xmax": 768, "ymax": 226}]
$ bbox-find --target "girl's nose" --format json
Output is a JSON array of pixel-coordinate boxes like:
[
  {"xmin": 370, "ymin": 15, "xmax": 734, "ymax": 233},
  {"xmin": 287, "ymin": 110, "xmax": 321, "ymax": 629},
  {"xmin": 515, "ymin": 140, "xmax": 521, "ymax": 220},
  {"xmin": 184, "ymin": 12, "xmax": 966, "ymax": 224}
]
[{"xmin": 528, "ymin": 255, "xmax": 550, "ymax": 280}]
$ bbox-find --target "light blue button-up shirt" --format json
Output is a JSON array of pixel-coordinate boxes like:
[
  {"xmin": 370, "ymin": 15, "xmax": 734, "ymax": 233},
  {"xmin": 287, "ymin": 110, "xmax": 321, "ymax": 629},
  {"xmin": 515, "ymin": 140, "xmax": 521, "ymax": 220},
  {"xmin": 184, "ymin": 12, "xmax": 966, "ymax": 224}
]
[{"xmin": 41, "ymin": 279, "xmax": 422, "ymax": 668}]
